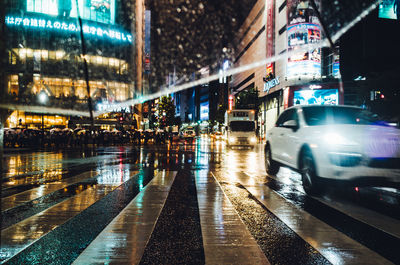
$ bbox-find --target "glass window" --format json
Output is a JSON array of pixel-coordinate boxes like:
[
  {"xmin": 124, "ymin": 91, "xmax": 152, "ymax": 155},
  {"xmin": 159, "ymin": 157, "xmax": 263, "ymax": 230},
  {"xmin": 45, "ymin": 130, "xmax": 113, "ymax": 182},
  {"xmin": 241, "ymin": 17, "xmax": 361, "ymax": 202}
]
[
  {"xmin": 276, "ymin": 109, "xmax": 297, "ymax": 127},
  {"xmin": 230, "ymin": 121, "xmax": 255, "ymax": 132},
  {"xmin": 302, "ymin": 107, "xmax": 329, "ymax": 126},
  {"xmin": 49, "ymin": 51, "xmax": 56, "ymax": 60},
  {"xmin": 302, "ymin": 106, "xmax": 384, "ymax": 126}
]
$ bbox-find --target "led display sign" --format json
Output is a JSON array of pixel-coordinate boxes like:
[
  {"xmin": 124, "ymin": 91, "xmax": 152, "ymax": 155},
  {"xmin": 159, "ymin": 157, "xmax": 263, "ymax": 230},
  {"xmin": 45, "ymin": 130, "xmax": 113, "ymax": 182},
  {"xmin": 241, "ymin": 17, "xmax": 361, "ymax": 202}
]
[
  {"xmin": 27, "ymin": 0, "xmax": 115, "ymax": 24},
  {"xmin": 379, "ymin": 1, "xmax": 400, "ymax": 20},
  {"xmin": 287, "ymin": 0, "xmax": 322, "ymax": 79},
  {"xmin": 287, "ymin": 23, "xmax": 321, "ymax": 78},
  {"xmin": 294, "ymin": 89, "xmax": 338, "ymax": 106},
  {"xmin": 200, "ymin": 102, "xmax": 209, "ymax": 121},
  {"xmin": 5, "ymin": 15, "xmax": 132, "ymax": 44}
]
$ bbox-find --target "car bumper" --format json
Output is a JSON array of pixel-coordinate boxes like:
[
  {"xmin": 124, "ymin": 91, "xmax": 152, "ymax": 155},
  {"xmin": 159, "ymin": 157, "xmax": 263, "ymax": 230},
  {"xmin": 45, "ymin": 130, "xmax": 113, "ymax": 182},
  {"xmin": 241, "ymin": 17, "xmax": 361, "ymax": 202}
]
[{"xmin": 317, "ymin": 159, "xmax": 400, "ymax": 186}]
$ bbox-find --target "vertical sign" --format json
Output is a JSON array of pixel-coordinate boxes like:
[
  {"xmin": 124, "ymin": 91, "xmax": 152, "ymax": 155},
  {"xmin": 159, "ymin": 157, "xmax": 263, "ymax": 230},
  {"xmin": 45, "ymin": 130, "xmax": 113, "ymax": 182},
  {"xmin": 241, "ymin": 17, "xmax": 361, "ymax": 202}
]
[
  {"xmin": 266, "ymin": 0, "xmax": 275, "ymax": 75},
  {"xmin": 286, "ymin": 0, "xmax": 321, "ymax": 78},
  {"xmin": 228, "ymin": 95, "xmax": 234, "ymax": 111},
  {"xmin": 144, "ymin": 10, "xmax": 151, "ymax": 74}
]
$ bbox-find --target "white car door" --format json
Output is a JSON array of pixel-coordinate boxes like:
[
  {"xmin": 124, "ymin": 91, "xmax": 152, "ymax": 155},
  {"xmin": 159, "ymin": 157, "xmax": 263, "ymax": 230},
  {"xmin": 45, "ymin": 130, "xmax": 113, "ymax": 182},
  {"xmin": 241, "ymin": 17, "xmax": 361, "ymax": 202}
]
[
  {"xmin": 280, "ymin": 109, "xmax": 301, "ymax": 168},
  {"xmin": 269, "ymin": 109, "xmax": 293, "ymax": 163}
]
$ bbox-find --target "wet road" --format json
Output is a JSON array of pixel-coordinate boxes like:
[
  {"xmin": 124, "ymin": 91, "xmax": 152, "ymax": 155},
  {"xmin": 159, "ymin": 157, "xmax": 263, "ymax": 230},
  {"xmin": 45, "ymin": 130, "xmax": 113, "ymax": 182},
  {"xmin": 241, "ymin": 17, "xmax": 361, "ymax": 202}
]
[{"xmin": 1, "ymin": 137, "xmax": 399, "ymax": 264}]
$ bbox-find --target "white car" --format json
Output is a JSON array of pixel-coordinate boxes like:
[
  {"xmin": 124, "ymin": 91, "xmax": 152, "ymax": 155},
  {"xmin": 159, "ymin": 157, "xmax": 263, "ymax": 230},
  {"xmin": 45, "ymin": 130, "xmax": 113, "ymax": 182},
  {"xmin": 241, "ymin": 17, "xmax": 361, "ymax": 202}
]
[{"xmin": 265, "ymin": 105, "xmax": 400, "ymax": 195}]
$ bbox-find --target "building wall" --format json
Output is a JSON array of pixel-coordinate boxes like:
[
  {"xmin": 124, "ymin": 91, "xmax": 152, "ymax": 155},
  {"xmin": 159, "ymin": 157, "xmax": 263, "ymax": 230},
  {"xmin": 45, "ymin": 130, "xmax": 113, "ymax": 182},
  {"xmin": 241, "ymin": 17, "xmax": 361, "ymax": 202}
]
[
  {"xmin": 3, "ymin": 0, "xmax": 142, "ymax": 128},
  {"xmin": 231, "ymin": 0, "xmax": 266, "ymax": 96}
]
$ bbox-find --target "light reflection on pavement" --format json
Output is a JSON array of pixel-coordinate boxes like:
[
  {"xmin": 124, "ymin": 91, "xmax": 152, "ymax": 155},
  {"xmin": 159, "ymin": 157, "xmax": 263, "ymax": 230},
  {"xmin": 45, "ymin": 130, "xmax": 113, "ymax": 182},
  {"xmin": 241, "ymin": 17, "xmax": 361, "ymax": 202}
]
[{"xmin": 1, "ymin": 137, "xmax": 399, "ymax": 264}]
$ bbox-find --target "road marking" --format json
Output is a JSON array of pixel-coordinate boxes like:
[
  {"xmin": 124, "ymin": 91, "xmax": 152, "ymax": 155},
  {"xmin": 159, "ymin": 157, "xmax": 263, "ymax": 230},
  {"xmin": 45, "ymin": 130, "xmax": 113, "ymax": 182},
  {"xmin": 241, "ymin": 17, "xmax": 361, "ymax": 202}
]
[
  {"xmin": 0, "ymin": 170, "xmax": 138, "ymax": 264},
  {"xmin": 72, "ymin": 171, "xmax": 176, "ymax": 265},
  {"xmin": 270, "ymin": 169, "xmax": 400, "ymax": 240},
  {"xmin": 239, "ymin": 172, "xmax": 393, "ymax": 265},
  {"xmin": 1, "ymin": 171, "xmax": 98, "ymax": 211},
  {"xmin": 195, "ymin": 170, "xmax": 270, "ymax": 265}
]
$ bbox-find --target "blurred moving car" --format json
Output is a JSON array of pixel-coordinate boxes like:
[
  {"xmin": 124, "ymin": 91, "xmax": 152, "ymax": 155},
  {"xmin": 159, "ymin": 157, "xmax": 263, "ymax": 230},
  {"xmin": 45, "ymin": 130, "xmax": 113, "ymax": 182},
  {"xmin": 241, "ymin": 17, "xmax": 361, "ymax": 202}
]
[
  {"xmin": 181, "ymin": 127, "xmax": 195, "ymax": 140},
  {"xmin": 265, "ymin": 105, "xmax": 400, "ymax": 195}
]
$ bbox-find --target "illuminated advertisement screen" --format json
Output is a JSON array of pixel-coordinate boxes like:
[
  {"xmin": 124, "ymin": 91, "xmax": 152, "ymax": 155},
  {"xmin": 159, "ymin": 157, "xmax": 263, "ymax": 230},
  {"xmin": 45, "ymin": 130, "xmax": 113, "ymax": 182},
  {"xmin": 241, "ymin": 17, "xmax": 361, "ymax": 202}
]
[
  {"xmin": 287, "ymin": 0, "xmax": 321, "ymax": 78},
  {"xmin": 27, "ymin": 0, "xmax": 115, "ymax": 24},
  {"xmin": 379, "ymin": 0, "xmax": 400, "ymax": 20},
  {"xmin": 287, "ymin": 24, "xmax": 321, "ymax": 77},
  {"xmin": 294, "ymin": 89, "xmax": 338, "ymax": 106},
  {"xmin": 200, "ymin": 102, "xmax": 209, "ymax": 121}
]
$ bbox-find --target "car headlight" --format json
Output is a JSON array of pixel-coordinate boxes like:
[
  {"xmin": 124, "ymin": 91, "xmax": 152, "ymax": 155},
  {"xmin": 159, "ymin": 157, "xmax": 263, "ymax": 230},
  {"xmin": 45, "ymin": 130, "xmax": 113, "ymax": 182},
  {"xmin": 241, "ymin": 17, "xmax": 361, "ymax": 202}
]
[
  {"xmin": 324, "ymin": 133, "xmax": 357, "ymax": 146},
  {"xmin": 229, "ymin": 137, "xmax": 236, "ymax": 143},
  {"xmin": 250, "ymin": 137, "xmax": 257, "ymax": 143}
]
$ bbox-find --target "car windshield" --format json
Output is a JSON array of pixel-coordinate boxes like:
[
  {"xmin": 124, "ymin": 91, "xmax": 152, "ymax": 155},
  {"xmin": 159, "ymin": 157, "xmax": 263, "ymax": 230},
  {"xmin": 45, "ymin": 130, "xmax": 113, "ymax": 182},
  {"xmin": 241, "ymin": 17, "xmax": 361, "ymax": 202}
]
[
  {"xmin": 230, "ymin": 121, "xmax": 255, "ymax": 132},
  {"xmin": 302, "ymin": 106, "xmax": 384, "ymax": 126}
]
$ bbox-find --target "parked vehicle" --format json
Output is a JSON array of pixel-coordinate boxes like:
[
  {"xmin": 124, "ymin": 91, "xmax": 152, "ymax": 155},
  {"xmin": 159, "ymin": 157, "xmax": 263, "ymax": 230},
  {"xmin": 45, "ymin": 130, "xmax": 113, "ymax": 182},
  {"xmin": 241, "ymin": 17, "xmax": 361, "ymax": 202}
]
[{"xmin": 265, "ymin": 105, "xmax": 400, "ymax": 195}]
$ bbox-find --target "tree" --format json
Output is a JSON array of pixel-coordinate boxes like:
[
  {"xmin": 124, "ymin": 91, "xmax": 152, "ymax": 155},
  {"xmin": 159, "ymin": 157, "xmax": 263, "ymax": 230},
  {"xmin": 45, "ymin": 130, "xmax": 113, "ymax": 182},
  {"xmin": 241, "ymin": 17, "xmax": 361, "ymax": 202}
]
[
  {"xmin": 235, "ymin": 86, "xmax": 259, "ymax": 110},
  {"xmin": 157, "ymin": 95, "xmax": 176, "ymax": 128},
  {"xmin": 215, "ymin": 103, "xmax": 227, "ymax": 127}
]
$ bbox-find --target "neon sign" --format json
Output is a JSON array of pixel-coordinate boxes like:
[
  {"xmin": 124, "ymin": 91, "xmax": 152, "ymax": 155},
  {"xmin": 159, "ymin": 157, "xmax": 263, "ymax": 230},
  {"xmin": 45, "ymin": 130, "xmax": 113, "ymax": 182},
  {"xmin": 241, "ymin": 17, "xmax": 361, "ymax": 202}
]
[
  {"xmin": 263, "ymin": 76, "xmax": 280, "ymax": 93},
  {"xmin": 5, "ymin": 15, "xmax": 133, "ymax": 44}
]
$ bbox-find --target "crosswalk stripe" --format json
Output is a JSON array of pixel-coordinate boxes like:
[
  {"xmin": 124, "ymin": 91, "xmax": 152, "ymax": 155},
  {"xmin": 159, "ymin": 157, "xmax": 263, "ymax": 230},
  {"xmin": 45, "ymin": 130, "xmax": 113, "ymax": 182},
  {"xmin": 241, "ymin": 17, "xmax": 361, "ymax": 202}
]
[
  {"xmin": 270, "ymin": 168, "xmax": 400, "ymax": 239},
  {"xmin": 2, "ymin": 171, "xmax": 98, "ymax": 211},
  {"xmin": 72, "ymin": 170, "xmax": 176, "ymax": 265},
  {"xmin": 0, "ymin": 170, "xmax": 138, "ymax": 264},
  {"xmin": 195, "ymin": 170, "xmax": 270, "ymax": 265},
  {"xmin": 238, "ymin": 172, "xmax": 393, "ymax": 265}
]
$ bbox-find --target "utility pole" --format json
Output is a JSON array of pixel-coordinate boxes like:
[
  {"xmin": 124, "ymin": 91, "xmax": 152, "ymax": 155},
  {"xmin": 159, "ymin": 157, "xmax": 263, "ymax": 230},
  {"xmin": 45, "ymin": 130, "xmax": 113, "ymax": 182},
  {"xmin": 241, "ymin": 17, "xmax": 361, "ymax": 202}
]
[
  {"xmin": 0, "ymin": 0, "xmax": 7, "ymax": 240},
  {"xmin": 75, "ymin": 0, "xmax": 94, "ymax": 132}
]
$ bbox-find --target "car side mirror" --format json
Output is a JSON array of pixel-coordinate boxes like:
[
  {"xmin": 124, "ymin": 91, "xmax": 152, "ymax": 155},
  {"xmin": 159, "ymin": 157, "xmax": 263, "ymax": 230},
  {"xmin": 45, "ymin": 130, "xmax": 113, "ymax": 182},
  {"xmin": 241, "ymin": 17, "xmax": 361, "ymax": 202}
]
[{"xmin": 282, "ymin": 120, "xmax": 299, "ymax": 131}]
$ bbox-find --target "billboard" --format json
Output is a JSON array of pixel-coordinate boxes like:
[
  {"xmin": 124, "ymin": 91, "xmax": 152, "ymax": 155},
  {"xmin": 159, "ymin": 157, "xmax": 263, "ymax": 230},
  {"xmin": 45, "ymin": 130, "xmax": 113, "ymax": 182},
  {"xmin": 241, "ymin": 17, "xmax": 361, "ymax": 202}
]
[
  {"xmin": 287, "ymin": 0, "xmax": 321, "ymax": 78},
  {"xmin": 294, "ymin": 89, "xmax": 338, "ymax": 106},
  {"xmin": 200, "ymin": 102, "xmax": 209, "ymax": 121},
  {"xmin": 144, "ymin": 10, "xmax": 151, "ymax": 74},
  {"xmin": 26, "ymin": 0, "xmax": 115, "ymax": 24},
  {"xmin": 5, "ymin": 14, "xmax": 132, "ymax": 44},
  {"xmin": 379, "ymin": 0, "xmax": 400, "ymax": 20}
]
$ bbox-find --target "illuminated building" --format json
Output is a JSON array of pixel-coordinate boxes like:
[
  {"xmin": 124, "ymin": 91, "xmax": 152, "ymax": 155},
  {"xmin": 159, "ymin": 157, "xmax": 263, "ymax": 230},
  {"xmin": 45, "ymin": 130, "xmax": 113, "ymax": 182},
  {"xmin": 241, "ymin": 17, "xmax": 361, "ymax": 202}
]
[
  {"xmin": 3, "ymin": 0, "xmax": 144, "ymax": 130},
  {"xmin": 231, "ymin": 0, "xmax": 342, "ymax": 141}
]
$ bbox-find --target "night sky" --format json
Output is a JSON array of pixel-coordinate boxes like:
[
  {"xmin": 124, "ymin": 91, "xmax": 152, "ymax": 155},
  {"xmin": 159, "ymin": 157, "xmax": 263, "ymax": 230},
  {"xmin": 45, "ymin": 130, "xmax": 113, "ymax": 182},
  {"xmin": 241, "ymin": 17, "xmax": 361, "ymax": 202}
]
[{"xmin": 146, "ymin": 0, "xmax": 257, "ymax": 91}]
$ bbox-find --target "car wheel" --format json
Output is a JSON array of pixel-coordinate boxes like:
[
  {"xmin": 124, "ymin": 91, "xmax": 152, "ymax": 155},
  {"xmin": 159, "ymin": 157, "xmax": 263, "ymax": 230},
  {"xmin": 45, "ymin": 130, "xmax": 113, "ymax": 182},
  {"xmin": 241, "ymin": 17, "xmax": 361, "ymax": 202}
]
[
  {"xmin": 265, "ymin": 145, "xmax": 280, "ymax": 175},
  {"xmin": 301, "ymin": 149, "xmax": 322, "ymax": 196}
]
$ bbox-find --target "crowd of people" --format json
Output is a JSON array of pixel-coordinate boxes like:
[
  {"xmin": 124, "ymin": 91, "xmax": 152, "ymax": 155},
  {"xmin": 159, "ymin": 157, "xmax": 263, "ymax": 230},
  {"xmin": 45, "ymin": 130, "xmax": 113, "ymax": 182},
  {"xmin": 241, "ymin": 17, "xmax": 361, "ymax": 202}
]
[{"xmin": 3, "ymin": 128, "xmax": 173, "ymax": 148}]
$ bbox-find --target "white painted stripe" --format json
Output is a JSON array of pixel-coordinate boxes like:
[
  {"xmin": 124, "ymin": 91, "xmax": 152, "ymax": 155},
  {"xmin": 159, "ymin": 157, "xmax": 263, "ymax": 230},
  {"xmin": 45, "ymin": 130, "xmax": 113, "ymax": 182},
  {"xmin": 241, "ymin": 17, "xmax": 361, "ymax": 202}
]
[
  {"xmin": 2, "ymin": 171, "xmax": 98, "ymax": 211},
  {"xmin": 195, "ymin": 170, "xmax": 270, "ymax": 265},
  {"xmin": 242, "ymin": 179, "xmax": 393, "ymax": 265},
  {"xmin": 72, "ymin": 170, "xmax": 177, "ymax": 265},
  {"xmin": 271, "ymin": 168, "xmax": 400, "ymax": 240}
]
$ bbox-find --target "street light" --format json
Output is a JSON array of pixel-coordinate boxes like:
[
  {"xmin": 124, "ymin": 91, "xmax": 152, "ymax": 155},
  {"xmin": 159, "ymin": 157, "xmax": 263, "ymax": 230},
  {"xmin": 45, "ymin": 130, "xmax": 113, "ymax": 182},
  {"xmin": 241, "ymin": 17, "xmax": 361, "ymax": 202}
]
[{"xmin": 38, "ymin": 90, "xmax": 48, "ymax": 104}]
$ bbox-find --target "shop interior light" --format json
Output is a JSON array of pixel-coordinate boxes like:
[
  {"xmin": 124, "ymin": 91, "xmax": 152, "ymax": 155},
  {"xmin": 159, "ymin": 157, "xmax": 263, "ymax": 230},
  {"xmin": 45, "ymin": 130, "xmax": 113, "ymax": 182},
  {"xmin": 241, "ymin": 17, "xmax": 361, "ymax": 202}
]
[{"xmin": 38, "ymin": 91, "xmax": 48, "ymax": 104}]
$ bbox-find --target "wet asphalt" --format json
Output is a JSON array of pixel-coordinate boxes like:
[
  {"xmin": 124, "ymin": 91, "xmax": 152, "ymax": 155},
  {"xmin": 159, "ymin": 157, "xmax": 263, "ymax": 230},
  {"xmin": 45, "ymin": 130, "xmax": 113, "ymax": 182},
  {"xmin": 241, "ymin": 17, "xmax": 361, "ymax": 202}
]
[{"xmin": 1, "ymin": 139, "xmax": 400, "ymax": 264}]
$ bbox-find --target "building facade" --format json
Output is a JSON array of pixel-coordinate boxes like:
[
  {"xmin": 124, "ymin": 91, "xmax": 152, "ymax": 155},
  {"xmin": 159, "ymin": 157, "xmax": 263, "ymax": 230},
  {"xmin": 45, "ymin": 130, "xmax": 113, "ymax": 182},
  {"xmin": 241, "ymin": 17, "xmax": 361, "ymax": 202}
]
[
  {"xmin": 231, "ymin": 0, "xmax": 342, "ymax": 141},
  {"xmin": 3, "ymin": 0, "xmax": 144, "ymax": 130}
]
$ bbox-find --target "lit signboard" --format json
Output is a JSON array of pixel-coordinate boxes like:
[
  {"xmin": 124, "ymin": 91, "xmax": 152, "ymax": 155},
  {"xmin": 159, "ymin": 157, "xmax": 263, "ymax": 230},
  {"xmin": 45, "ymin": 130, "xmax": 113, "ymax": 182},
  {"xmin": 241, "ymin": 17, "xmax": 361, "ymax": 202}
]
[
  {"xmin": 27, "ymin": 0, "xmax": 115, "ymax": 24},
  {"xmin": 287, "ymin": 0, "xmax": 321, "ymax": 78},
  {"xmin": 144, "ymin": 10, "xmax": 151, "ymax": 73},
  {"xmin": 5, "ymin": 15, "xmax": 132, "ymax": 44},
  {"xmin": 287, "ymin": 23, "xmax": 321, "ymax": 78},
  {"xmin": 294, "ymin": 89, "xmax": 338, "ymax": 106},
  {"xmin": 228, "ymin": 95, "xmax": 234, "ymax": 111},
  {"xmin": 200, "ymin": 102, "xmax": 209, "ymax": 121},
  {"xmin": 379, "ymin": 1, "xmax": 399, "ymax": 20},
  {"xmin": 263, "ymin": 76, "xmax": 280, "ymax": 93}
]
